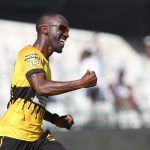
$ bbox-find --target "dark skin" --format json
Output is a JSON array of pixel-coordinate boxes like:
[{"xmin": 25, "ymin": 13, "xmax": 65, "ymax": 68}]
[{"xmin": 27, "ymin": 14, "xmax": 97, "ymax": 130}]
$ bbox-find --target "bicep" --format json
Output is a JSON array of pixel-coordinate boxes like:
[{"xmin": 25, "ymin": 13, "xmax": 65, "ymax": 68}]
[{"xmin": 27, "ymin": 72, "xmax": 47, "ymax": 94}]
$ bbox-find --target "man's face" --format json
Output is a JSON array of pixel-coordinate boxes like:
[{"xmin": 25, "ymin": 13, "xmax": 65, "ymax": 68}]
[{"xmin": 47, "ymin": 16, "xmax": 69, "ymax": 53}]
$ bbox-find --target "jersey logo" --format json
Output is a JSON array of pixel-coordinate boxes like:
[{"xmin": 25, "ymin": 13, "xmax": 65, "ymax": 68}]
[{"xmin": 24, "ymin": 54, "xmax": 39, "ymax": 61}]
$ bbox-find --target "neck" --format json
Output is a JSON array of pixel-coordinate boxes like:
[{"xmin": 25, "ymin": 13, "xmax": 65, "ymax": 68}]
[{"xmin": 33, "ymin": 35, "xmax": 53, "ymax": 60}]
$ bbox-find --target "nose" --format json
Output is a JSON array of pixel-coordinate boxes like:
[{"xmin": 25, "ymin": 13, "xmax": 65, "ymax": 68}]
[{"xmin": 63, "ymin": 31, "xmax": 69, "ymax": 39}]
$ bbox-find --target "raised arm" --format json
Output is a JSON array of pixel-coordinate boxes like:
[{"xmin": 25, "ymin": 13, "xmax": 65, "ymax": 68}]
[{"xmin": 27, "ymin": 70, "xmax": 97, "ymax": 96}]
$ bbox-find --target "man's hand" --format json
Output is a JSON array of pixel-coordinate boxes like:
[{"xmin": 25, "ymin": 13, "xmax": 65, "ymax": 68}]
[
  {"xmin": 55, "ymin": 114, "xmax": 74, "ymax": 130},
  {"xmin": 81, "ymin": 70, "xmax": 97, "ymax": 88}
]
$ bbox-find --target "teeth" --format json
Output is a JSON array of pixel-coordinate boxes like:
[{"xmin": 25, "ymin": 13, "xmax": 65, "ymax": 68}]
[{"xmin": 60, "ymin": 39, "xmax": 65, "ymax": 43}]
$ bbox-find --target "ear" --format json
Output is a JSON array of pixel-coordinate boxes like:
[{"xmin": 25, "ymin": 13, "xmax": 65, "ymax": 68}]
[{"xmin": 42, "ymin": 27, "xmax": 48, "ymax": 35}]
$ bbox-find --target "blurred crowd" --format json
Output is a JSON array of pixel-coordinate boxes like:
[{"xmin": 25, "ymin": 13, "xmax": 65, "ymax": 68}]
[{"xmin": 74, "ymin": 34, "xmax": 150, "ymax": 129}]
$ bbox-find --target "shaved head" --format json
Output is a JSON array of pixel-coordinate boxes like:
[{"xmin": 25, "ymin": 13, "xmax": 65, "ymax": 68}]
[{"xmin": 36, "ymin": 12, "xmax": 68, "ymax": 34}]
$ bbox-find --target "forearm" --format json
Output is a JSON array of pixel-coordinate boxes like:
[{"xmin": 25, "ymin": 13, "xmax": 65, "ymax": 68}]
[
  {"xmin": 43, "ymin": 110, "xmax": 59, "ymax": 124},
  {"xmin": 38, "ymin": 79, "xmax": 83, "ymax": 96},
  {"xmin": 43, "ymin": 110, "xmax": 74, "ymax": 129}
]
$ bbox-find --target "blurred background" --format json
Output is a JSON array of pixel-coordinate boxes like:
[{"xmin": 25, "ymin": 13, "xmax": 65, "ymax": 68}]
[{"xmin": 1, "ymin": 0, "xmax": 150, "ymax": 149}]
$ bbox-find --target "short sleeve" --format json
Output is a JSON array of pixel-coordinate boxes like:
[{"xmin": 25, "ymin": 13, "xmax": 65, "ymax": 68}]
[{"xmin": 20, "ymin": 49, "xmax": 45, "ymax": 78}]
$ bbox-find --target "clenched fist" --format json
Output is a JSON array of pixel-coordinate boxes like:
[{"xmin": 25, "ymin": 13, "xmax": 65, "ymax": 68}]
[
  {"xmin": 81, "ymin": 70, "xmax": 97, "ymax": 88},
  {"xmin": 55, "ymin": 114, "xmax": 74, "ymax": 130}
]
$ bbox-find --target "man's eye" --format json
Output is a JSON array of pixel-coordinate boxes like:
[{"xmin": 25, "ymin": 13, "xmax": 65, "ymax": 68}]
[{"xmin": 59, "ymin": 25, "xmax": 69, "ymax": 32}]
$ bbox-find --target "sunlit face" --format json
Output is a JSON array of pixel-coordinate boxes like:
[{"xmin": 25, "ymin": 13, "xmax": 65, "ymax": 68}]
[{"xmin": 47, "ymin": 16, "xmax": 69, "ymax": 53}]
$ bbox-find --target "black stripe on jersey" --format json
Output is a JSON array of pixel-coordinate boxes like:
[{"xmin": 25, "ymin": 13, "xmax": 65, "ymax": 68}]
[
  {"xmin": 26, "ymin": 69, "xmax": 45, "ymax": 78},
  {"xmin": 9, "ymin": 86, "xmax": 35, "ymax": 109},
  {"xmin": 10, "ymin": 86, "xmax": 35, "ymax": 102},
  {"xmin": 9, "ymin": 86, "xmax": 45, "ymax": 118}
]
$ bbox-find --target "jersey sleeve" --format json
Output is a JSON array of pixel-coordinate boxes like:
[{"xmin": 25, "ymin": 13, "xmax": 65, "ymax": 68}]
[{"xmin": 20, "ymin": 49, "xmax": 45, "ymax": 78}]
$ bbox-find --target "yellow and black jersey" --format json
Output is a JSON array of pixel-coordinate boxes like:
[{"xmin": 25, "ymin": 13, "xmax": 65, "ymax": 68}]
[{"xmin": 0, "ymin": 46, "xmax": 51, "ymax": 141}]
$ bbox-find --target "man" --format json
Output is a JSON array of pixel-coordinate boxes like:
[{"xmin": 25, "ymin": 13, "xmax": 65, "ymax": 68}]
[{"xmin": 0, "ymin": 12, "xmax": 97, "ymax": 150}]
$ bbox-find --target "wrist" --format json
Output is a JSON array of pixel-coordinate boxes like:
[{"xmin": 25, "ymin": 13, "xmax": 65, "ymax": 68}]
[
  {"xmin": 51, "ymin": 113, "xmax": 59, "ymax": 124},
  {"xmin": 77, "ymin": 79, "xmax": 84, "ymax": 89}
]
